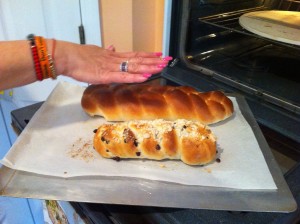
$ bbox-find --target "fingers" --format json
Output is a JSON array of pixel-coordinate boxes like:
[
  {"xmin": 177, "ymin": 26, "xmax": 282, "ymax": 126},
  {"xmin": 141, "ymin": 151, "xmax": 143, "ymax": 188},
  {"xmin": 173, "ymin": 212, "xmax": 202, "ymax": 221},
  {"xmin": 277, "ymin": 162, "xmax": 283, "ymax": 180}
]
[
  {"xmin": 106, "ymin": 45, "xmax": 115, "ymax": 52},
  {"xmin": 128, "ymin": 56, "xmax": 172, "ymax": 65},
  {"xmin": 107, "ymin": 50, "xmax": 172, "ymax": 65},
  {"xmin": 114, "ymin": 51, "xmax": 163, "ymax": 59},
  {"xmin": 126, "ymin": 62, "xmax": 166, "ymax": 74},
  {"xmin": 101, "ymin": 49, "xmax": 172, "ymax": 75},
  {"xmin": 98, "ymin": 72, "xmax": 153, "ymax": 84},
  {"xmin": 108, "ymin": 55, "xmax": 172, "ymax": 73},
  {"xmin": 101, "ymin": 61, "xmax": 165, "ymax": 76}
]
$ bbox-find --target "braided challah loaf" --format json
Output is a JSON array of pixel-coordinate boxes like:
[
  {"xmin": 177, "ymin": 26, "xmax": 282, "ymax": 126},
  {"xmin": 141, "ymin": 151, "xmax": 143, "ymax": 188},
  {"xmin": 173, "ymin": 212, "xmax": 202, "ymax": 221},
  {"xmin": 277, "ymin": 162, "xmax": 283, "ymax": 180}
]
[
  {"xmin": 82, "ymin": 84, "xmax": 233, "ymax": 124},
  {"xmin": 94, "ymin": 119, "xmax": 216, "ymax": 165}
]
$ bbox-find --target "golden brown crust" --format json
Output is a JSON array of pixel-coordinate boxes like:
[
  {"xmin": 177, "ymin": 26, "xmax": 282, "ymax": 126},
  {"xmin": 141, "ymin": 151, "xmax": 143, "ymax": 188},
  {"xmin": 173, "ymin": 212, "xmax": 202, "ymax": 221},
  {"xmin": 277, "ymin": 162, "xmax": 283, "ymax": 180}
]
[
  {"xmin": 82, "ymin": 84, "xmax": 234, "ymax": 124},
  {"xmin": 93, "ymin": 119, "xmax": 216, "ymax": 165}
]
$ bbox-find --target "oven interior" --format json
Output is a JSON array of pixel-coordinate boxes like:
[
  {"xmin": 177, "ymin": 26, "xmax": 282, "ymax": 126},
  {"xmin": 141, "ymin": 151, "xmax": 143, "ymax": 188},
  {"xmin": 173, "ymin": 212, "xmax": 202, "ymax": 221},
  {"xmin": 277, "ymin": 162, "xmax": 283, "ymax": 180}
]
[{"xmin": 165, "ymin": 0, "xmax": 300, "ymax": 155}]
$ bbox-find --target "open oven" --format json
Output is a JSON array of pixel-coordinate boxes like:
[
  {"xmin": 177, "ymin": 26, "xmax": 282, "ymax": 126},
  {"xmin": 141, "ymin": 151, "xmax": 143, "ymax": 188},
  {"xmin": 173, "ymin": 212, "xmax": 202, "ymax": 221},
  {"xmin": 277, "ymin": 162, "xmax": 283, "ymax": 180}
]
[
  {"xmin": 163, "ymin": 0, "xmax": 300, "ymax": 156},
  {"xmin": 6, "ymin": 0, "xmax": 300, "ymax": 223}
]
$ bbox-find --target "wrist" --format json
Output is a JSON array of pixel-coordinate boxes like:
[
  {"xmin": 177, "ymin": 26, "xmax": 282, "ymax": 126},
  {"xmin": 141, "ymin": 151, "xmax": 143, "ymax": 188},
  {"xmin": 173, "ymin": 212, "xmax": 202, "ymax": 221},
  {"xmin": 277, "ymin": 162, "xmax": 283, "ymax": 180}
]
[{"xmin": 46, "ymin": 39, "xmax": 69, "ymax": 77}]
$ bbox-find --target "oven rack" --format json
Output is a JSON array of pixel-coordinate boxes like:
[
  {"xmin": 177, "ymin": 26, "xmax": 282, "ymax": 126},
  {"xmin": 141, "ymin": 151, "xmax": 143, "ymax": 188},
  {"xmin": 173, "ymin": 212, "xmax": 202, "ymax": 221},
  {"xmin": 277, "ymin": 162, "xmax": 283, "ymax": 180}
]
[
  {"xmin": 279, "ymin": 0, "xmax": 300, "ymax": 11},
  {"xmin": 197, "ymin": 7, "xmax": 300, "ymax": 50}
]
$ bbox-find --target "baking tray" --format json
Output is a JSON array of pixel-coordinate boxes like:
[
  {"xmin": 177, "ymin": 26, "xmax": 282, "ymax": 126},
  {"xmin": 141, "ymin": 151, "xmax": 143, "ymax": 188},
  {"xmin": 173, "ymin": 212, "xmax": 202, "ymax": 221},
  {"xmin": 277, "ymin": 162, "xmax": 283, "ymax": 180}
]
[{"xmin": 0, "ymin": 95, "xmax": 297, "ymax": 212}]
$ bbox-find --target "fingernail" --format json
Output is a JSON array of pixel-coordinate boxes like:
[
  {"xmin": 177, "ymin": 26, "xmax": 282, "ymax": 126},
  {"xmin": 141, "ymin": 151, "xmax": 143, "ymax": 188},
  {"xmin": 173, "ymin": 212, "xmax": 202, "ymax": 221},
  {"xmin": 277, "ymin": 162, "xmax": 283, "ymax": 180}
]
[
  {"xmin": 143, "ymin": 73, "xmax": 152, "ymax": 78},
  {"xmin": 162, "ymin": 56, "xmax": 173, "ymax": 61},
  {"xmin": 157, "ymin": 64, "xmax": 167, "ymax": 68},
  {"xmin": 107, "ymin": 45, "xmax": 114, "ymax": 50},
  {"xmin": 154, "ymin": 52, "xmax": 163, "ymax": 57}
]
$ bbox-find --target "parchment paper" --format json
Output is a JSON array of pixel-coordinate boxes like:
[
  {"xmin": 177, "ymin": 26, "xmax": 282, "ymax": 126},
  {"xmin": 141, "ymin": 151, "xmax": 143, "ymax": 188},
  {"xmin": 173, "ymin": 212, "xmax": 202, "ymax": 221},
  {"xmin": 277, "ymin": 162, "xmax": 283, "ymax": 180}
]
[{"xmin": 1, "ymin": 82, "xmax": 277, "ymax": 190}]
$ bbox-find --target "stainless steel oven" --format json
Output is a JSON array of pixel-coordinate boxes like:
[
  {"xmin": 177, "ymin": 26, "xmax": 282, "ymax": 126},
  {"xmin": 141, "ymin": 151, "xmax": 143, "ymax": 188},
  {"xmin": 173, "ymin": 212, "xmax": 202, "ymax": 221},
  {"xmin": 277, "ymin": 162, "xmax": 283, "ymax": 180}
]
[{"xmin": 163, "ymin": 0, "xmax": 300, "ymax": 155}]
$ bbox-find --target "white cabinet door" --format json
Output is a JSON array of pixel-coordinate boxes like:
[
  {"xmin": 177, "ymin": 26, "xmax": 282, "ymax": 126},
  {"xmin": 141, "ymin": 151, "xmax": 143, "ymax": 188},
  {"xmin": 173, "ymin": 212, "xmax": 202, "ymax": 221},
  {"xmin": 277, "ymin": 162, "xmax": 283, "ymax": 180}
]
[{"xmin": 0, "ymin": 0, "xmax": 101, "ymax": 107}]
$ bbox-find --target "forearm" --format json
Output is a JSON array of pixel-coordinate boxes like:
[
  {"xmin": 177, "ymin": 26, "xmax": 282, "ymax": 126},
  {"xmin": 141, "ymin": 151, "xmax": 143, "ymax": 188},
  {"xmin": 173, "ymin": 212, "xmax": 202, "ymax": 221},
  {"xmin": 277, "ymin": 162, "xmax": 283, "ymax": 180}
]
[
  {"xmin": 0, "ymin": 37, "xmax": 171, "ymax": 90},
  {"xmin": 0, "ymin": 39, "xmax": 68, "ymax": 90},
  {"xmin": 0, "ymin": 40, "xmax": 36, "ymax": 90}
]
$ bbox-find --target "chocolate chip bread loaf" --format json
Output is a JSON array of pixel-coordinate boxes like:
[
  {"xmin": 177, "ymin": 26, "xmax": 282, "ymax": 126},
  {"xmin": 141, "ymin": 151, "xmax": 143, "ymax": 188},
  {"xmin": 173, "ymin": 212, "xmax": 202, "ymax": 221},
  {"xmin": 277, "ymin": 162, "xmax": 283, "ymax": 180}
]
[{"xmin": 93, "ymin": 119, "xmax": 216, "ymax": 165}]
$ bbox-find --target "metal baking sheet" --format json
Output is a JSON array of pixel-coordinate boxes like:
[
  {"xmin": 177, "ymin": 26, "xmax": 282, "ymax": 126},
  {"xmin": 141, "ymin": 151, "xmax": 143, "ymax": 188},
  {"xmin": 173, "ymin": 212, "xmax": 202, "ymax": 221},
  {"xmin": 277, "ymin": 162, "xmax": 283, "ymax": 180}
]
[{"xmin": 0, "ymin": 96, "xmax": 296, "ymax": 212}]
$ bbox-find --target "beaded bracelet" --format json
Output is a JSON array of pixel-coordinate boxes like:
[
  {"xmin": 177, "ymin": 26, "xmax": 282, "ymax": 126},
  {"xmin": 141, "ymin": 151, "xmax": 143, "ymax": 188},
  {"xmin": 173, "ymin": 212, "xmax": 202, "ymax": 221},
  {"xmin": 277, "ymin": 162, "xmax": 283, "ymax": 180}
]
[
  {"xmin": 49, "ymin": 38, "xmax": 57, "ymax": 79},
  {"xmin": 27, "ymin": 34, "xmax": 57, "ymax": 80},
  {"xmin": 27, "ymin": 34, "xmax": 43, "ymax": 81},
  {"xmin": 35, "ymin": 36, "xmax": 51, "ymax": 79}
]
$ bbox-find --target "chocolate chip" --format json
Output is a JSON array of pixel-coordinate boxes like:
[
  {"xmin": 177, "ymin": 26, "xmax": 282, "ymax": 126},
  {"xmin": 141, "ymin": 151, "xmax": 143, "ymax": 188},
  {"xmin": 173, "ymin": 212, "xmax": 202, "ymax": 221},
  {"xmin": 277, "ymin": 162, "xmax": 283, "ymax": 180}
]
[
  {"xmin": 156, "ymin": 144, "xmax": 161, "ymax": 150},
  {"xmin": 93, "ymin": 129, "xmax": 98, "ymax": 133},
  {"xmin": 181, "ymin": 125, "xmax": 188, "ymax": 131},
  {"xmin": 112, "ymin": 156, "xmax": 121, "ymax": 162},
  {"xmin": 136, "ymin": 152, "xmax": 141, "ymax": 156},
  {"xmin": 134, "ymin": 139, "xmax": 138, "ymax": 147},
  {"xmin": 101, "ymin": 136, "xmax": 110, "ymax": 144},
  {"xmin": 124, "ymin": 139, "xmax": 127, "ymax": 143},
  {"xmin": 216, "ymin": 158, "xmax": 221, "ymax": 163},
  {"xmin": 106, "ymin": 149, "xmax": 109, "ymax": 152}
]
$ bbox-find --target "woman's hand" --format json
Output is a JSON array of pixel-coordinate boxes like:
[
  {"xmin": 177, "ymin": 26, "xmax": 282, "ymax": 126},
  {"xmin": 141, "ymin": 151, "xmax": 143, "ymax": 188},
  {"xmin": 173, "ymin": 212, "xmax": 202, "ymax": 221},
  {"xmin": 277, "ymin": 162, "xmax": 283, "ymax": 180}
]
[{"xmin": 56, "ymin": 41, "xmax": 172, "ymax": 84}]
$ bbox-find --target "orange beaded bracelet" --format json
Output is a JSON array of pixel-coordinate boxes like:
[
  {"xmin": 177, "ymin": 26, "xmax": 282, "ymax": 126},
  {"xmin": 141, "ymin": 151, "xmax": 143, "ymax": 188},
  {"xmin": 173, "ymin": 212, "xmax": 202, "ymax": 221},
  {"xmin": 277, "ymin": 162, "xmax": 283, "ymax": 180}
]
[
  {"xmin": 35, "ymin": 36, "xmax": 52, "ymax": 79},
  {"xmin": 27, "ymin": 34, "xmax": 57, "ymax": 80}
]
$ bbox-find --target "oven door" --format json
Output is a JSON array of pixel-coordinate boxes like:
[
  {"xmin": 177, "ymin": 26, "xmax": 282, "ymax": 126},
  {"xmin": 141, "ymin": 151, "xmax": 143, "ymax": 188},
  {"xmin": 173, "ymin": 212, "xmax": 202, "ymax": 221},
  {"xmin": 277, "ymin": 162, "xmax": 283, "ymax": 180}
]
[{"xmin": 162, "ymin": 0, "xmax": 300, "ymax": 156}]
